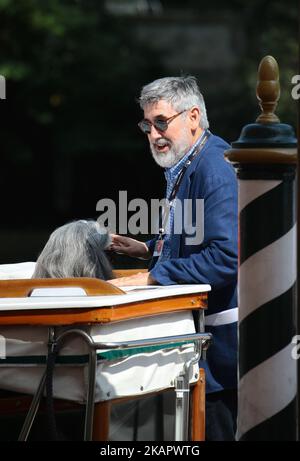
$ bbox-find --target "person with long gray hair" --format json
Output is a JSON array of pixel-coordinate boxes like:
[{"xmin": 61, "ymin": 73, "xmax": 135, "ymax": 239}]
[
  {"xmin": 33, "ymin": 219, "xmax": 114, "ymax": 280},
  {"xmin": 109, "ymin": 76, "xmax": 238, "ymax": 441}
]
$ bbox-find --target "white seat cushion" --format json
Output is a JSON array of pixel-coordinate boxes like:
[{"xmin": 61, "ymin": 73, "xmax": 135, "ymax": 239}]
[
  {"xmin": 0, "ymin": 311, "xmax": 198, "ymax": 403},
  {"xmin": 0, "ymin": 262, "xmax": 36, "ymax": 279}
]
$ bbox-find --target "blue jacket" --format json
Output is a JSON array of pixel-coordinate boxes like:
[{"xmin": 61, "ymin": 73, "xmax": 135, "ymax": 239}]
[{"xmin": 148, "ymin": 133, "xmax": 238, "ymax": 393}]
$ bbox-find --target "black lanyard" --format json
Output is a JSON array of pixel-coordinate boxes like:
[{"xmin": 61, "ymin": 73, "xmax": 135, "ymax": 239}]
[{"xmin": 158, "ymin": 130, "xmax": 211, "ymax": 237}]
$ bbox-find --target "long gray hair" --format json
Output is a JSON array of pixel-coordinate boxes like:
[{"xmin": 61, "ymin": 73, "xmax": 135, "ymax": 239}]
[
  {"xmin": 139, "ymin": 75, "xmax": 209, "ymax": 129},
  {"xmin": 33, "ymin": 220, "xmax": 114, "ymax": 280}
]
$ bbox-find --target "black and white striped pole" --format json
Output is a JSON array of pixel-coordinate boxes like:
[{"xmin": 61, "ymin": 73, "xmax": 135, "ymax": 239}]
[{"xmin": 225, "ymin": 56, "xmax": 297, "ymax": 440}]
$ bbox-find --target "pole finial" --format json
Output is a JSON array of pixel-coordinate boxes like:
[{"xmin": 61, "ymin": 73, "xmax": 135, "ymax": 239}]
[{"xmin": 256, "ymin": 55, "xmax": 280, "ymax": 123}]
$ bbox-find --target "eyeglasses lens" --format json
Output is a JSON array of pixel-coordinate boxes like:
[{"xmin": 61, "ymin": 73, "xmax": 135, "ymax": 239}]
[{"xmin": 139, "ymin": 119, "xmax": 168, "ymax": 134}]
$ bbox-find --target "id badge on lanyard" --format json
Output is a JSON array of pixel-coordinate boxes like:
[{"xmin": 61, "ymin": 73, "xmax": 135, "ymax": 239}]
[
  {"xmin": 153, "ymin": 229, "xmax": 165, "ymax": 257},
  {"xmin": 153, "ymin": 199, "xmax": 174, "ymax": 257},
  {"xmin": 151, "ymin": 131, "xmax": 210, "ymax": 262}
]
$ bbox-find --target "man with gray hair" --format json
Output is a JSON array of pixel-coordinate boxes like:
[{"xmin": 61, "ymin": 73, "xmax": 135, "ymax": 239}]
[{"xmin": 109, "ymin": 76, "xmax": 238, "ymax": 440}]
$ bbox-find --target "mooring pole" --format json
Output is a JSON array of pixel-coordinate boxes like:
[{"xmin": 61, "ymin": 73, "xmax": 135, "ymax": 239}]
[{"xmin": 225, "ymin": 56, "xmax": 297, "ymax": 440}]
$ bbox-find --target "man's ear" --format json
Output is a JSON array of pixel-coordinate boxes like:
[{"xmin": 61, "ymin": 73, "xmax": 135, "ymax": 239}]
[{"xmin": 189, "ymin": 107, "xmax": 200, "ymax": 129}]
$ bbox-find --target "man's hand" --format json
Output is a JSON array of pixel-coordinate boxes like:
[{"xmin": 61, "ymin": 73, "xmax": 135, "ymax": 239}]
[
  {"xmin": 109, "ymin": 234, "xmax": 151, "ymax": 260},
  {"xmin": 108, "ymin": 271, "xmax": 157, "ymax": 287}
]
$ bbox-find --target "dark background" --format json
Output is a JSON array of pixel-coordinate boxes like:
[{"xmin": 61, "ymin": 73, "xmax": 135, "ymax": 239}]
[{"xmin": 0, "ymin": 0, "xmax": 298, "ymax": 266}]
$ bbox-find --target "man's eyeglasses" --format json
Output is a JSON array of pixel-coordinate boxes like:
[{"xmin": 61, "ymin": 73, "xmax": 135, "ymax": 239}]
[{"xmin": 138, "ymin": 109, "xmax": 188, "ymax": 134}]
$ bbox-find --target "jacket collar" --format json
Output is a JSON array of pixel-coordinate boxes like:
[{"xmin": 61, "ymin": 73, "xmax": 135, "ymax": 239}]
[{"xmin": 180, "ymin": 130, "xmax": 213, "ymax": 182}]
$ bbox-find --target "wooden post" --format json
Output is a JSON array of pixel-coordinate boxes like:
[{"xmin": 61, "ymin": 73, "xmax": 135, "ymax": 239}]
[
  {"xmin": 225, "ymin": 56, "xmax": 297, "ymax": 440},
  {"xmin": 92, "ymin": 401, "xmax": 111, "ymax": 441},
  {"xmin": 191, "ymin": 368, "xmax": 206, "ymax": 441}
]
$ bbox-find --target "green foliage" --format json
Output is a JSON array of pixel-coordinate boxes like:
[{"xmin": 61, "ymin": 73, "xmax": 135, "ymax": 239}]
[
  {"xmin": 0, "ymin": 0, "xmax": 159, "ymax": 153},
  {"xmin": 0, "ymin": 0, "xmax": 297, "ymax": 151},
  {"xmin": 0, "ymin": 0, "xmax": 297, "ymax": 242},
  {"xmin": 240, "ymin": 0, "xmax": 298, "ymax": 127}
]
